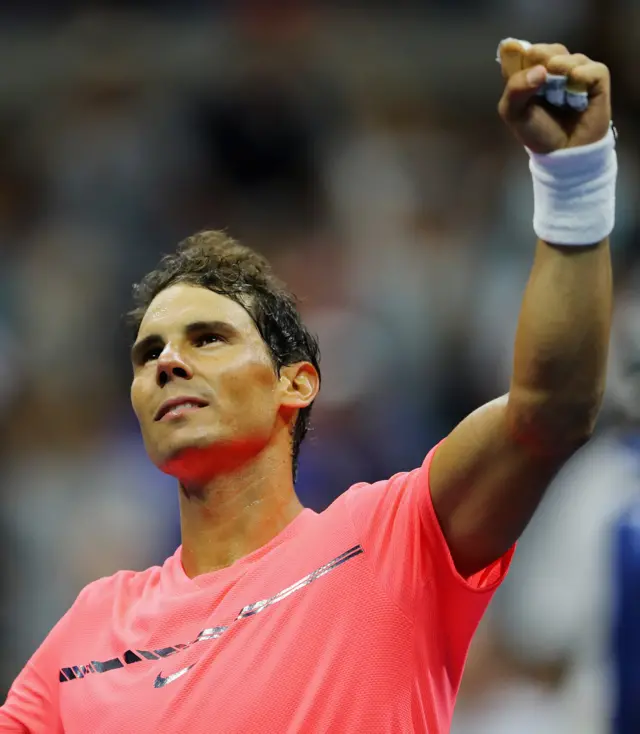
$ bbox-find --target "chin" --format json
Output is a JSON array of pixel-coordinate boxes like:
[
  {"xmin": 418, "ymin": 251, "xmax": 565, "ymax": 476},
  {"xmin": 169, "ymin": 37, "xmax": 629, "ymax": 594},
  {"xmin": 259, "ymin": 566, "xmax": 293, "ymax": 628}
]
[
  {"xmin": 153, "ymin": 428, "xmax": 270, "ymax": 481},
  {"xmin": 157, "ymin": 442, "xmax": 218, "ymax": 483},
  {"xmin": 147, "ymin": 425, "xmax": 216, "ymax": 469}
]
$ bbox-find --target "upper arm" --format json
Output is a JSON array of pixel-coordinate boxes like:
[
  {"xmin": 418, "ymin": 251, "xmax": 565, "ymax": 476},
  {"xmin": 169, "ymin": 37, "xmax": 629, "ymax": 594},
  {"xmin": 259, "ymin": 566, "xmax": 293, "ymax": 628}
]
[{"xmin": 429, "ymin": 394, "xmax": 571, "ymax": 577}]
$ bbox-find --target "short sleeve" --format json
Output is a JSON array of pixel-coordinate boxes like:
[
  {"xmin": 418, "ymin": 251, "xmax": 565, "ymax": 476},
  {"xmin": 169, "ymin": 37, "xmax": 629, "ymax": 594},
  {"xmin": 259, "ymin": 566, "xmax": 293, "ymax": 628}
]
[
  {"xmin": 0, "ymin": 606, "xmax": 71, "ymax": 733},
  {"xmin": 344, "ymin": 443, "xmax": 514, "ymax": 655}
]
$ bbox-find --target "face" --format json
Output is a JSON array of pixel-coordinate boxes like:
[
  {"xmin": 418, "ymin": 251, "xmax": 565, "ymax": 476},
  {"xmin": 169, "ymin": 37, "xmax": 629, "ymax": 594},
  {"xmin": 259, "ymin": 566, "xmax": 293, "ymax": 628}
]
[{"xmin": 130, "ymin": 284, "xmax": 317, "ymax": 480}]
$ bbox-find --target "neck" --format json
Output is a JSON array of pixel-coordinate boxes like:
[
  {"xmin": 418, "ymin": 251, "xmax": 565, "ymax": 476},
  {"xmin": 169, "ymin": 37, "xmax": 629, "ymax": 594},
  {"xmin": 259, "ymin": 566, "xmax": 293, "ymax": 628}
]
[{"xmin": 177, "ymin": 441, "xmax": 304, "ymax": 578}]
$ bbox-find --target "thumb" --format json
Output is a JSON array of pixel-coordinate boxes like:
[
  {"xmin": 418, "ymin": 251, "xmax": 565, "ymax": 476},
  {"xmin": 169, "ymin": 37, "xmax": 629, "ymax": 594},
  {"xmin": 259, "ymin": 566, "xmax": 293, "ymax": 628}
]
[{"xmin": 498, "ymin": 65, "xmax": 547, "ymax": 120}]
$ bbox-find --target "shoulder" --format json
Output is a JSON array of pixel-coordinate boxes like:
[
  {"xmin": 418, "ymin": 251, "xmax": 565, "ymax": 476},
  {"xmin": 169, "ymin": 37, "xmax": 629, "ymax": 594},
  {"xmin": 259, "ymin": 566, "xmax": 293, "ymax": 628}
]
[
  {"xmin": 70, "ymin": 563, "xmax": 164, "ymax": 616},
  {"xmin": 337, "ymin": 446, "xmax": 439, "ymax": 527}
]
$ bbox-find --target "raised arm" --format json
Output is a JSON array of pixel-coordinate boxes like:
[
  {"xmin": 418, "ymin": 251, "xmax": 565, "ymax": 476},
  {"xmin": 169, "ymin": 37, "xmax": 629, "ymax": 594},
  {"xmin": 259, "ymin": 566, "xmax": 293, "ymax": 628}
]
[{"xmin": 429, "ymin": 42, "xmax": 615, "ymax": 577}]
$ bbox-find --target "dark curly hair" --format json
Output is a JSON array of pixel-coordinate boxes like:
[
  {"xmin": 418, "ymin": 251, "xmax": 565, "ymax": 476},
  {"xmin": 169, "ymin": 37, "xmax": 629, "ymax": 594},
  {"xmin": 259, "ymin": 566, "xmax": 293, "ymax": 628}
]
[{"xmin": 128, "ymin": 230, "xmax": 321, "ymax": 480}]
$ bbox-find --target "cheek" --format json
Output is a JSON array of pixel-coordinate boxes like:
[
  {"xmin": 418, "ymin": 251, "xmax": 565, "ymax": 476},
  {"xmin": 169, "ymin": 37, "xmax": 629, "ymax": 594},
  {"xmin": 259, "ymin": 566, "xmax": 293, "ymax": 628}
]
[
  {"xmin": 219, "ymin": 356, "xmax": 278, "ymax": 412},
  {"xmin": 130, "ymin": 374, "xmax": 150, "ymax": 422}
]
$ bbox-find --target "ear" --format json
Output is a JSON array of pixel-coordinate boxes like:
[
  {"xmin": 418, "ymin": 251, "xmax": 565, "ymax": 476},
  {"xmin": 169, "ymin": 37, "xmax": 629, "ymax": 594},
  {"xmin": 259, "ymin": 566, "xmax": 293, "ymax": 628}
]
[{"xmin": 278, "ymin": 362, "xmax": 320, "ymax": 410}]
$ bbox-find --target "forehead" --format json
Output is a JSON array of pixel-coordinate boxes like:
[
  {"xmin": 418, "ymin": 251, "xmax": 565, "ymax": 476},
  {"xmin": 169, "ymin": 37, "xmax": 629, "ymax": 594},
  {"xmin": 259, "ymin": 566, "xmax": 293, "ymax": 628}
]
[{"xmin": 138, "ymin": 283, "xmax": 256, "ymax": 338}]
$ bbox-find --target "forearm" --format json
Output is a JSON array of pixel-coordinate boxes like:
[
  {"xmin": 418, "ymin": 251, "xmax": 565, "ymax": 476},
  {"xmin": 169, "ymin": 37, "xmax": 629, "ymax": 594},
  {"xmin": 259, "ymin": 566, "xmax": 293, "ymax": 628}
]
[
  {"xmin": 427, "ymin": 43, "xmax": 617, "ymax": 574},
  {"xmin": 507, "ymin": 237, "xmax": 613, "ymax": 450}
]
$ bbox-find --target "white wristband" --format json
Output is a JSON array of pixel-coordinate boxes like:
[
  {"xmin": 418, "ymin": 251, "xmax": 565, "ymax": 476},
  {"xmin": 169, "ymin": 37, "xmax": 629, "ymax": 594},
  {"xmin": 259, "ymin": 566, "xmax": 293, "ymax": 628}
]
[{"xmin": 528, "ymin": 127, "xmax": 617, "ymax": 246}]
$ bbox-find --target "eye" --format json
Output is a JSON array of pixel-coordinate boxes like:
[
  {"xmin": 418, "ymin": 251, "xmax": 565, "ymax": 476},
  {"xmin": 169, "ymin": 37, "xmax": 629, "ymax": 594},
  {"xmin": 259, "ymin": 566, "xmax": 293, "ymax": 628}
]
[
  {"xmin": 193, "ymin": 333, "xmax": 224, "ymax": 348},
  {"xmin": 142, "ymin": 346, "xmax": 162, "ymax": 364}
]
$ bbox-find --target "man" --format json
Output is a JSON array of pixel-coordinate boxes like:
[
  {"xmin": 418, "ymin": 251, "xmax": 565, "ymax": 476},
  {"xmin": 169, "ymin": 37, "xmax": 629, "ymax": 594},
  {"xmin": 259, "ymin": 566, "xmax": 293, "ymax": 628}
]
[{"xmin": 0, "ymin": 41, "xmax": 616, "ymax": 733}]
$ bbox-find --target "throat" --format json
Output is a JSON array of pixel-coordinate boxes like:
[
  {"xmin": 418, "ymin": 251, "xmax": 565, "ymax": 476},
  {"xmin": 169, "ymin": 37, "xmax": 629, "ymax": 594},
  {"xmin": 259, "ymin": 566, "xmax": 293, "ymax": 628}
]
[{"xmin": 178, "ymin": 477, "xmax": 303, "ymax": 579}]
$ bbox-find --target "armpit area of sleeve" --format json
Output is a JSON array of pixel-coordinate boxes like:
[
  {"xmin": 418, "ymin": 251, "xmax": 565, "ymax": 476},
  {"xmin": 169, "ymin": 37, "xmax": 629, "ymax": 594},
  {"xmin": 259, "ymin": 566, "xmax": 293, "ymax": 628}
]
[{"xmin": 418, "ymin": 443, "xmax": 516, "ymax": 594}]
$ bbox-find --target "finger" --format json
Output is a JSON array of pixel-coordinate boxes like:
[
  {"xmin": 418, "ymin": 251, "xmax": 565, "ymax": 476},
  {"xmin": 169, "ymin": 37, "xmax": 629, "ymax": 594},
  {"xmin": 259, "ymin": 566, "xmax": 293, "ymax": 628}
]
[
  {"xmin": 498, "ymin": 65, "xmax": 548, "ymax": 120},
  {"xmin": 524, "ymin": 43, "xmax": 569, "ymax": 69},
  {"xmin": 567, "ymin": 61, "xmax": 610, "ymax": 97},
  {"xmin": 546, "ymin": 54, "xmax": 591, "ymax": 92},
  {"xmin": 498, "ymin": 39, "xmax": 528, "ymax": 79}
]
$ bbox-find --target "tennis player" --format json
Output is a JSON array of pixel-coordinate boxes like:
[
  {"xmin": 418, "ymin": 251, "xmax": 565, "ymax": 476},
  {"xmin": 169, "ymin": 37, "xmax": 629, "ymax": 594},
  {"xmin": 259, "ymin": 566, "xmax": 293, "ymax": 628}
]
[{"xmin": 0, "ymin": 41, "xmax": 616, "ymax": 733}]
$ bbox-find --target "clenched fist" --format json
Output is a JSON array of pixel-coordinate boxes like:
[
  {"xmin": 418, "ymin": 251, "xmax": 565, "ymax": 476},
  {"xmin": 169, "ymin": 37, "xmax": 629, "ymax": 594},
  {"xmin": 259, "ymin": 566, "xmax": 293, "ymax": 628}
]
[{"xmin": 497, "ymin": 41, "xmax": 611, "ymax": 154}]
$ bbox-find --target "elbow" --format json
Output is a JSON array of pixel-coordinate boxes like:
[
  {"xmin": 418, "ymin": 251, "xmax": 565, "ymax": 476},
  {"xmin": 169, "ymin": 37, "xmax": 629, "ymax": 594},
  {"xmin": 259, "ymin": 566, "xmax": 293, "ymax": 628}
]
[{"xmin": 506, "ymin": 386, "xmax": 604, "ymax": 457}]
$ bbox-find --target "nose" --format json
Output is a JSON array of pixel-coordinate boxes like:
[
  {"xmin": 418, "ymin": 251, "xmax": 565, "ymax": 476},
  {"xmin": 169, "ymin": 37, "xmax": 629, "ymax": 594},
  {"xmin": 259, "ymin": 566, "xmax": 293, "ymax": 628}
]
[{"xmin": 156, "ymin": 344, "xmax": 193, "ymax": 388}]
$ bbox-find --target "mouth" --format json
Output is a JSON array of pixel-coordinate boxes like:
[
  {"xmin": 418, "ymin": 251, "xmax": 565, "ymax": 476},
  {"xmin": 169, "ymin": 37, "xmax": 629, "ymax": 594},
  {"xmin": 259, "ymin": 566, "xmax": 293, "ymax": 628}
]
[{"xmin": 155, "ymin": 397, "xmax": 209, "ymax": 422}]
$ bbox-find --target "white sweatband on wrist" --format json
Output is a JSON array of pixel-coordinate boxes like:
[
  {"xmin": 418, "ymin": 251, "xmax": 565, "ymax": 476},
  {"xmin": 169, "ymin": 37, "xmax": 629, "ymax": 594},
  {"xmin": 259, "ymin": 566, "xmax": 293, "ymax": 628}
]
[{"xmin": 527, "ymin": 126, "xmax": 617, "ymax": 245}]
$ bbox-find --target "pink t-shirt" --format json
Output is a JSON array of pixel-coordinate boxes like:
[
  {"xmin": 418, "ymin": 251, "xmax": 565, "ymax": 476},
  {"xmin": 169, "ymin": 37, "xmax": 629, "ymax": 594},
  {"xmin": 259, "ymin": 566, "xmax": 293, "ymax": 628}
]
[{"xmin": 0, "ymin": 446, "xmax": 513, "ymax": 733}]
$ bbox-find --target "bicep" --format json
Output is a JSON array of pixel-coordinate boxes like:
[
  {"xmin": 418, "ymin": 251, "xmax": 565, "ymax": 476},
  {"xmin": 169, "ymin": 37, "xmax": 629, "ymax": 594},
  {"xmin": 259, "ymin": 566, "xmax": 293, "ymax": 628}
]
[{"xmin": 429, "ymin": 394, "xmax": 567, "ymax": 577}]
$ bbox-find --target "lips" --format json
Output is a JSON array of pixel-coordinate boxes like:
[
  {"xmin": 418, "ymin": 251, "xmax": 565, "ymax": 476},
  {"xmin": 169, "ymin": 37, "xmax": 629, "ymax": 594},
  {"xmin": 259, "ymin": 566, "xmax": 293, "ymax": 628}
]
[{"xmin": 155, "ymin": 397, "xmax": 209, "ymax": 422}]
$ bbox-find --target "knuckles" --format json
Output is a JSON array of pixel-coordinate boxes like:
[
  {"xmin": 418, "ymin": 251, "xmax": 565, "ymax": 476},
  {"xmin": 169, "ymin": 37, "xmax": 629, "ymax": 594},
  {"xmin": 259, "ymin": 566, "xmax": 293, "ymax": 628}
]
[
  {"xmin": 526, "ymin": 43, "xmax": 569, "ymax": 62},
  {"xmin": 546, "ymin": 53, "xmax": 590, "ymax": 72}
]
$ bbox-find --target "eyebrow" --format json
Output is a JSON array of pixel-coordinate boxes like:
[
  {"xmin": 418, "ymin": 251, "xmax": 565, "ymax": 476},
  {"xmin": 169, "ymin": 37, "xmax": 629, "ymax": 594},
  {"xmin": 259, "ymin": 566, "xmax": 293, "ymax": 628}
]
[{"xmin": 131, "ymin": 320, "xmax": 237, "ymax": 364}]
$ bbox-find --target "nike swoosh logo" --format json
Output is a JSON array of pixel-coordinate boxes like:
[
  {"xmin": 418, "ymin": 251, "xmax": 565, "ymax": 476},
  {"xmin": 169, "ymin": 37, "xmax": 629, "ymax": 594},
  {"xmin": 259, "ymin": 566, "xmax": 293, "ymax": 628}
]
[{"xmin": 154, "ymin": 663, "xmax": 196, "ymax": 688}]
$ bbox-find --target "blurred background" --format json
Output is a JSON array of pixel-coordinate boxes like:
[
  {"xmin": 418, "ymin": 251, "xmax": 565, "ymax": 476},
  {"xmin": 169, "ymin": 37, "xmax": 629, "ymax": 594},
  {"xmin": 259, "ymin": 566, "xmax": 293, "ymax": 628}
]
[{"xmin": 0, "ymin": 1, "xmax": 639, "ymax": 732}]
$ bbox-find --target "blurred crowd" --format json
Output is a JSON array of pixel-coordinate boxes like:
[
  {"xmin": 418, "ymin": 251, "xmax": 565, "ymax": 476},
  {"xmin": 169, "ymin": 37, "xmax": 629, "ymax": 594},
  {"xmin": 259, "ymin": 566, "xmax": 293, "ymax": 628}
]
[{"xmin": 0, "ymin": 1, "xmax": 639, "ymax": 732}]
